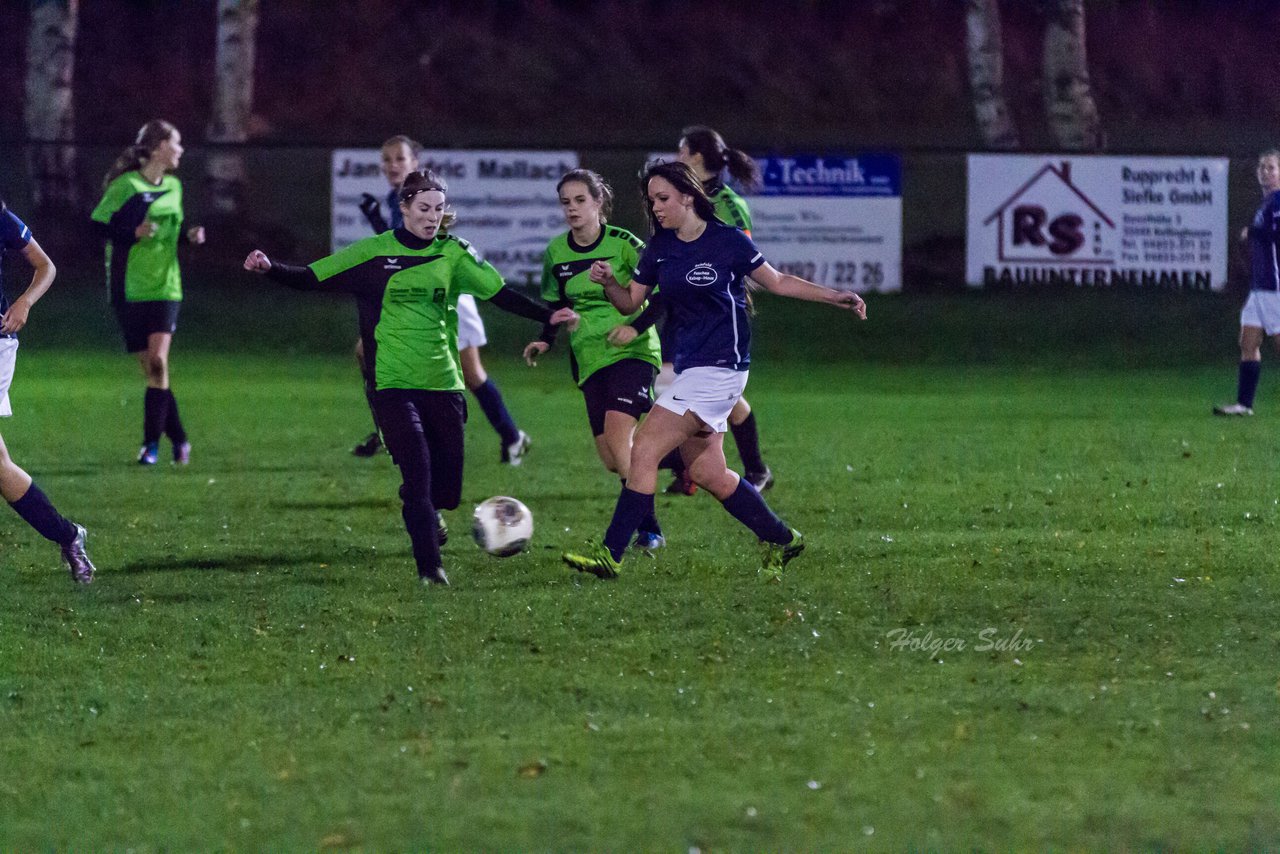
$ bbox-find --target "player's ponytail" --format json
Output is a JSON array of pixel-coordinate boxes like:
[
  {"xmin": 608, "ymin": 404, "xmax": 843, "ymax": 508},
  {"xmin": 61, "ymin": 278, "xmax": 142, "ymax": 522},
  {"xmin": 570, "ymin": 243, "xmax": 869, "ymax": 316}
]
[
  {"xmin": 680, "ymin": 125, "xmax": 761, "ymax": 191},
  {"xmin": 399, "ymin": 169, "xmax": 457, "ymax": 230},
  {"xmin": 104, "ymin": 119, "xmax": 179, "ymax": 188},
  {"xmin": 556, "ymin": 169, "xmax": 614, "ymax": 225}
]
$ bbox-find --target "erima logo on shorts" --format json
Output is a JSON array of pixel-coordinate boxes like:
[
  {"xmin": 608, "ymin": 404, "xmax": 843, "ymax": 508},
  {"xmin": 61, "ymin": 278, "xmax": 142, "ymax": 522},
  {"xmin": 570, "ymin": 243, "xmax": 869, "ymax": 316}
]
[{"xmin": 686, "ymin": 263, "xmax": 718, "ymax": 286}]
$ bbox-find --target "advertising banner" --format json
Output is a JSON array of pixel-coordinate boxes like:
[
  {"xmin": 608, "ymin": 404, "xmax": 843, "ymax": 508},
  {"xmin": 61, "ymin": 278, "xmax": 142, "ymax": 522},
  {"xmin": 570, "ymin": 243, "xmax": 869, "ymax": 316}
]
[
  {"xmin": 331, "ymin": 149, "xmax": 579, "ymax": 288},
  {"xmin": 966, "ymin": 154, "xmax": 1229, "ymax": 290}
]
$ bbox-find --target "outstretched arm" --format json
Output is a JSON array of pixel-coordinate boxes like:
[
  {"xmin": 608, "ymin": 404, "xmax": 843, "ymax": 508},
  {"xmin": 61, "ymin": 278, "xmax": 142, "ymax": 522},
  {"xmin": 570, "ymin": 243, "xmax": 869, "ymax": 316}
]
[
  {"xmin": 0, "ymin": 238, "xmax": 56, "ymax": 334},
  {"xmin": 748, "ymin": 261, "xmax": 867, "ymax": 319},
  {"xmin": 243, "ymin": 249, "xmax": 320, "ymax": 288}
]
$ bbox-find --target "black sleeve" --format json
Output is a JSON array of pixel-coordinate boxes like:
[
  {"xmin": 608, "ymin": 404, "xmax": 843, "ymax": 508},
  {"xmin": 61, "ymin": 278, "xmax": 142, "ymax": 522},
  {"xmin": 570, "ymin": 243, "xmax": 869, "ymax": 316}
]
[
  {"xmin": 360, "ymin": 199, "xmax": 389, "ymax": 234},
  {"xmin": 629, "ymin": 292, "xmax": 665, "ymax": 333},
  {"xmin": 264, "ymin": 261, "xmax": 320, "ymax": 289},
  {"xmin": 487, "ymin": 286, "xmax": 553, "ymax": 323},
  {"xmin": 538, "ymin": 299, "xmax": 569, "ymax": 346},
  {"xmin": 89, "ymin": 218, "xmax": 135, "ymax": 243}
]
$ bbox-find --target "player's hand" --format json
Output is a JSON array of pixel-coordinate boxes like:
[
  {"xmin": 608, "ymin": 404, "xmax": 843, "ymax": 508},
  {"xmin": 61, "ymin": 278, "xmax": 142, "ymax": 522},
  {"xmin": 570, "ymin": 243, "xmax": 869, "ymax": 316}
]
[
  {"xmin": 135, "ymin": 220, "xmax": 158, "ymax": 240},
  {"xmin": 549, "ymin": 307, "xmax": 579, "ymax": 331},
  {"xmin": 830, "ymin": 289, "xmax": 867, "ymax": 320},
  {"xmin": 243, "ymin": 249, "xmax": 272, "ymax": 273},
  {"xmin": 607, "ymin": 325, "xmax": 638, "ymax": 347},
  {"xmin": 0, "ymin": 298, "xmax": 31, "ymax": 334},
  {"xmin": 522, "ymin": 341, "xmax": 550, "ymax": 366},
  {"xmin": 588, "ymin": 260, "xmax": 617, "ymax": 287},
  {"xmin": 187, "ymin": 225, "xmax": 206, "ymax": 245},
  {"xmin": 359, "ymin": 193, "xmax": 382, "ymax": 218}
]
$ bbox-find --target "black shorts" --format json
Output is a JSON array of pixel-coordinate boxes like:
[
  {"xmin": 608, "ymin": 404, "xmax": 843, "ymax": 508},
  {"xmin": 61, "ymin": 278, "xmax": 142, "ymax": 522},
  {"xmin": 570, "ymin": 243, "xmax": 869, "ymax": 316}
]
[
  {"xmin": 115, "ymin": 300, "xmax": 181, "ymax": 353},
  {"xmin": 579, "ymin": 358, "xmax": 657, "ymax": 436}
]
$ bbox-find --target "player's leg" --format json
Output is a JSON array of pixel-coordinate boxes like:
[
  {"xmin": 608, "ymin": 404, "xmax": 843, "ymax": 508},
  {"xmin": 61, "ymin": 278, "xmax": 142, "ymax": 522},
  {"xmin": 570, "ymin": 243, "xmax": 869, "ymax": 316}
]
[
  {"xmin": 457, "ymin": 295, "xmax": 527, "ymax": 464},
  {"xmin": 137, "ymin": 328, "xmax": 173, "ymax": 465},
  {"xmin": 0, "ymin": 430, "xmax": 94, "ymax": 583},
  {"xmin": 151, "ymin": 303, "xmax": 190, "ymax": 463},
  {"xmin": 351, "ymin": 337, "xmax": 383, "ymax": 456},
  {"xmin": 374, "ymin": 389, "xmax": 447, "ymax": 585},
  {"xmin": 729, "ymin": 395, "xmax": 772, "ymax": 490},
  {"xmin": 1215, "ymin": 324, "xmax": 1263, "ymax": 415},
  {"xmin": 654, "ymin": 360, "xmax": 695, "ymax": 494}
]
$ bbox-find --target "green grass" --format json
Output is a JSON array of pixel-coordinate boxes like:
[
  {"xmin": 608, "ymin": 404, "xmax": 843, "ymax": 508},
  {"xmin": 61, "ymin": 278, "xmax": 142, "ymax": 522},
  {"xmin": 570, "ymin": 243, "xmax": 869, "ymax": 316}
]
[{"xmin": 1, "ymin": 283, "xmax": 1278, "ymax": 848}]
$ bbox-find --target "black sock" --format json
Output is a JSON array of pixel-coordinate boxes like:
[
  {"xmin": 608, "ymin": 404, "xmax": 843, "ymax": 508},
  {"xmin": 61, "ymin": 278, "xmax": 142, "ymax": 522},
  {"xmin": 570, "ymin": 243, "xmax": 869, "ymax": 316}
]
[
  {"xmin": 621, "ymin": 479, "xmax": 663, "ymax": 536},
  {"xmin": 143, "ymin": 387, "xmax": 170, "ymax": 445},
  {"xmin": 731, "ymin": 412, "xmax": 767, "ymax": 474},
  {"xmin": 720, "ymin": 478, "xmax": 790, "ymax": 544},
  {"xmin": 9, "ymin": 482, "xmax": 76, "ymax": 545},
  {"xmin": 604, "ymin": 487, "xmax": 653, "ymax": 560},
  {"xmin": 164, "ymin": 389, "xmax": 187, "ymax": 444},
  {"xmin": 1238, "ymin": 360, "xmax": 1261, "ymax": 408},
  {"xmin": 471, "ymin": 379, "xmax": 520, "ymax": 446}
]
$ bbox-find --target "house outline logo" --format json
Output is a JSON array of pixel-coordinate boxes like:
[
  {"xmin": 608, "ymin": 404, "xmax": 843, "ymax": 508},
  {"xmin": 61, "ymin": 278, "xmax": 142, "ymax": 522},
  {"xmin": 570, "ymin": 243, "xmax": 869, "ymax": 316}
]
[{"xmin": 982, "ymin": 161, "xmax": 1116, "ymax": 265}]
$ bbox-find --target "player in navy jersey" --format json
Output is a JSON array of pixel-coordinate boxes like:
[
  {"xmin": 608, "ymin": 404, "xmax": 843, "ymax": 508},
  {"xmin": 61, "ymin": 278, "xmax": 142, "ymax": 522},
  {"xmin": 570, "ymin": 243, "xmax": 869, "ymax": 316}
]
[
  {"xmin": 354, "ymin": 135, "xmax": 531, "ymax": 464},
  {"xmin": 0, "ymin": 200, "xmax": 96, "ymax": 583},
  {"xmin": 1215, "ymin": 149, "xmax": 1280, "ymax": 415},
  {"xmin": 563, "ymin": 162, "xmax": 865, "ymax": 581}
]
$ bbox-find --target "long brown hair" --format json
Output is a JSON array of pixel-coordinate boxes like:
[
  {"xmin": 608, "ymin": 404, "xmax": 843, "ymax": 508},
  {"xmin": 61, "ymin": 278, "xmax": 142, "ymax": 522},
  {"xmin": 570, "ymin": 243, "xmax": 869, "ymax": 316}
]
[
  {"xmin": 557, "ymin": 169, "xmax": 614, "ymax": 225},
  {"xmin": 680, "ymin": 125, "xmax": 761, "ymax": 191},
  {"xmin": 104, "ymin": 119, "xmax": 179, "ymax": 187},
  {"xmin": 398, "ymin": 169, "xmax": 457, "ymax": 231},
  {"xmin": 640, "ymin": 161, "xmax": 720, "ymax": 235}
]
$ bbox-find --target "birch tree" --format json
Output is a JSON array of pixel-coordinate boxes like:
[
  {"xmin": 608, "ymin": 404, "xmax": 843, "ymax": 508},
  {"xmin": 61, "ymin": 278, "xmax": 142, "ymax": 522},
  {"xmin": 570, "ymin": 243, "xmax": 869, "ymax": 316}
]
[
  {"xmin": 1042, "ymin": 0, "xmax": 1103, "ymax": 150},
  {"xmin": 24, "ymin": 0, "xmax": 78, "ymax": 208},
  {"xmin": 206, "ymin": 0, "xmax": 259, "ymax": 216},
  {"xmin": 965, "ymin": 0, "xmax": 1019, "ymax": 150}
]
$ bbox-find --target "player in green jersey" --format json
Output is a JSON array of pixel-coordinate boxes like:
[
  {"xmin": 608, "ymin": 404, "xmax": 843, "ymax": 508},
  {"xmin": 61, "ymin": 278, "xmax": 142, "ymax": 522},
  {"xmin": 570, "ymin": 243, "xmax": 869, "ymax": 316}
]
[
  {"xmin": 522, "ymin": 169, "xmax": 666, "ymax": 550},
  {"xmin": 91, "ymin": 120, "xmax": 206, "ymax": 467},
  {"xmin": 244, "ymin": 170, "xmax": 577, "ymax": 586}
]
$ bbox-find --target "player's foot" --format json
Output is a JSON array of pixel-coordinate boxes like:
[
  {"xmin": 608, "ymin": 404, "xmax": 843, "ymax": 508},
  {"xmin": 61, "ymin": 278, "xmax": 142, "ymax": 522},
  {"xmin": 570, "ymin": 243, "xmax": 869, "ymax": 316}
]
[
  {"xmin": 137, "ymin": 442, "xmax": 159, "ymax": 466},
  {"xmin": 760, "ymin": 528, "xmax": 804, "ymax": 582},
  {"xmin": 351, "ymin": 432, "xmax": 382, "ymax": 457},
  {"xmin": 745, "ymin": 467, "xmax": 774, "ymax": 491},
  {"xmin": 173, "ymin": 441, "xmax": 191, "ymax": 465},
  {"xmin": 501, "ymin": 430, "xmax": 531, "ymax": 466},
  {"xmin": 562, "ymin": 541, "xmax": 622, "ymax": 579},
  {"xmin": 633, "ymin": 531, "xmax": 666, "ymax": 551},
  {"xmin": 61, "ymin": 523, "xmax": 95, "ymax": 585},
  {"xmin": 664, "ymin": 473, "xmax": 697, "ymax": 496},
  {"xmin": 436, "ymin": 511, "xmax": 448, "ymax": 546},
  {"xmin": 419, "ymin": 566, "xmax": 450, "ymax": 586},
  {"xmin": 1213, "ymin": 403, "xmax": 1254, "ymax": 416}
]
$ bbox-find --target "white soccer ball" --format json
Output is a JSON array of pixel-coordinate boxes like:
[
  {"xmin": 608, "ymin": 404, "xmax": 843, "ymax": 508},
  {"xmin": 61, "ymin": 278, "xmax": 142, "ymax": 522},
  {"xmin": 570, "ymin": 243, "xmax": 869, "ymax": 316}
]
[{"xmin": 471, "ymin": 496, "xmax": 533, "ymax": 557}]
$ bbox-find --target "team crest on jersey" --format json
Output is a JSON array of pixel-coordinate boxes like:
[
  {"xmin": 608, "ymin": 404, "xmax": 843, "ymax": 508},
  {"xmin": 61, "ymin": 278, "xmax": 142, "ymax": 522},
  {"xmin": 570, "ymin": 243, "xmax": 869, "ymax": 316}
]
[{"xmin": 686, "ymin": 262, "xmax": 719, "ymax": 287}]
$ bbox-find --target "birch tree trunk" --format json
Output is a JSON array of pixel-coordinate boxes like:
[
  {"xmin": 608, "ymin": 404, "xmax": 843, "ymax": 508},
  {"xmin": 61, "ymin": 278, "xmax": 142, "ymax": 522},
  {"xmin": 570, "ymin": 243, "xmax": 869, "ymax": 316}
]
[
  {"xmin": 206, "ymin": 0, "xmax": 259, "ymax": 216},
  {"xmin": 965, "ymin": 0, "xmax": 1019, "ymax": 150},
  {"xmin": 24, "ymin": 0, "xmax": 78, "ymax": 209},
  {"xmin": 1043, "ymin": 0, "xmax": 1103, "ymax": 151}
]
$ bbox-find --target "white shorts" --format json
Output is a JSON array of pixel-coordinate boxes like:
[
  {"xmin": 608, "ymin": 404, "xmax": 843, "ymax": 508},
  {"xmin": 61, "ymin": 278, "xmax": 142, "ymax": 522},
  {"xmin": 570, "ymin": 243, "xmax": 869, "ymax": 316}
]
[
  {"xmin": 0, "ymin": 338, "xmax": 17, "ymax": 418},
  {"xmin": 456, "ymin": 294, "xmax": 488, "ymax": 350},
  {"xmin": 1241, "ymin": 290, "xmax": 1280, "ymax": 335},
  {"xmin": 654, "ymin": 366, "xmax": 748, "ymax": 433}
]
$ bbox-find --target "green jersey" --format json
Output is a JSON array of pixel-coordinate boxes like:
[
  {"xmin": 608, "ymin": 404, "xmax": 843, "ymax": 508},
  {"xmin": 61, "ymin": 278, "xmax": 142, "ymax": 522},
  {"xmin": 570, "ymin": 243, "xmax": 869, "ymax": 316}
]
[
  {"xmin": 309, "ymin": 231, "xmax": 504, "ymax": 391},
  {"xmin": 709, "ymin": 181, "xmax": 753, "ymax": 232},
  {"xmin": 91, "ymin": 171, "xmax": 187, "ymax": 303},
  {"xmin": 541, "ymin": 225, "xmax": 660, "ymax": 385}
]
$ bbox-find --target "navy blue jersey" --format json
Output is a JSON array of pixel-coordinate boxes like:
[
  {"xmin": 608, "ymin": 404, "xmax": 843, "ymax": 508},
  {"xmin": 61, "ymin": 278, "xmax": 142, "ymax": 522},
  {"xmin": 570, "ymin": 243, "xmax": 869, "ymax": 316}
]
[
  {"xmin": 632, "ymin": 221, "xmax": 764, "ymax": 372},
  {"xmin": 1249, "ymin": 190, "xmax": 1280, "ymax": 291},
  {"xmin": 0, "ymin": 208, "xmax": 33, "ymax": 340}
]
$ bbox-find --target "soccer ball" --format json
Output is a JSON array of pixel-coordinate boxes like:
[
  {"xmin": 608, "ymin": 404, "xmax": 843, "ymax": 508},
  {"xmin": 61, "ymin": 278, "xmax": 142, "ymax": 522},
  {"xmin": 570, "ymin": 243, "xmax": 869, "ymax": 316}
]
[{"xmin": 471, "ymin": 496, "xmax": 533, "ymax": 557}]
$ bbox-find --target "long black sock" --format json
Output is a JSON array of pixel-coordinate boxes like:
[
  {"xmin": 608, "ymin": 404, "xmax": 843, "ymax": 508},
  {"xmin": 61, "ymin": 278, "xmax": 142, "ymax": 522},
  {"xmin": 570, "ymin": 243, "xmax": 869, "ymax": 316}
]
[
  {"xmin": 471, "ymin": 379, "xmax": 520, "ymax": 446},
  {"xmin": 9, "ymin": 482, "xmax": 76, "ymax": 545},
  {"xmin": 143, "ymin": 387, "xmax": 170, "ymax": 445},
  {"xmin": 604, "ymin": 487, "xmax": 653, "ymax": 560},
  {"xmin": 1238, "ymin": 360, "xmax": 1261, "ymax": 408},
  {"xmin": 731, "ymin": 412, "xmax": 767, "ymax": 474},
  {"xmin": 720, "ymin": 478, "xmax": 790, "ymax": 544},
  {"xmin": 164, "ymin": 389, "xmax": 187, "ymax": 444},
  {"xmin": 622, "ymin": 479, "xmax": 663, "ymax": 536}
]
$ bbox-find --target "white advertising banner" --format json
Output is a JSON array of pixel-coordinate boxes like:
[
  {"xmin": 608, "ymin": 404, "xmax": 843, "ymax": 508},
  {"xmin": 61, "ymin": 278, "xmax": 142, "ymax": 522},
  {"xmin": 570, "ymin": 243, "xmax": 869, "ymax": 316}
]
[
  {"xmin": 966, "ymin": 154, "xmax": 1229, "ymax": 290},
  {"xmin": 330, "ymin": 149, "xmax": 579, "ymax": 289},
  {"xmin": 645, "ymin": 152, "xmax": 902, "ymax": 293}
]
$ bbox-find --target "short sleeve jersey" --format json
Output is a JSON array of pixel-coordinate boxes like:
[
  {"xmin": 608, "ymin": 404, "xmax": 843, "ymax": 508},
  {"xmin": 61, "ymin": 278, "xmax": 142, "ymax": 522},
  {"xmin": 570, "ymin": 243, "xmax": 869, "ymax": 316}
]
[
  {"xmin": 90, "ymin": 171, "xmax": 186, "ymax": 304},
  {"xmin": 632, "ymin": 221, "xmax": 764, "ymax": 373},
  {"xmin": 540, "ymin": 225, "xmax": 660, "ymax": 385},
  {"xmin": 0, "ymin": 209, "xmax": 33, "ymax": 340},
  {"xmin": 1249, "ymin": 189, "xmax": 1280, "ymax": 291},
  {"xmin": 309, "ymin": 230, "xmax": 504, "ymax": 391},
  {"xmin": 708, "ymin": 181, "xmax": 753, "ymax": 233}
]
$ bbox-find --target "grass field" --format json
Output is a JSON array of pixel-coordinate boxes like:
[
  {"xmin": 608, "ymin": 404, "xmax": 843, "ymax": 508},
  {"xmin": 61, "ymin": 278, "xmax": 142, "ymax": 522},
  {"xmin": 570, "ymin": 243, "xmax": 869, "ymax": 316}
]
[{"xmin": 1, "ymin": 281, "xmax": 1278, "ymax": 848}]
